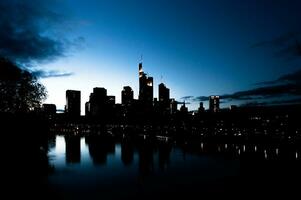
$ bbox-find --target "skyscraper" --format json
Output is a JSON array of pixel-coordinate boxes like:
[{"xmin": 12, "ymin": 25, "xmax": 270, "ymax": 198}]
[
  {"xmin": 65, "ymin": 90, "xmax": 81, "ymax": 117},
  {"xmin": 209, "ymin": 96, "xmax": 220, "ymax": 112},
  {"xmin": 138, "ymin": 62, "xmax": 153, "ymax": 106},
  {"xmin": 86, "ymin": 87, "xmax": 107, "ymax": 117},
  {"xmin": 159, "ymin": 83, "xmax": 170, "ymax": 103},
  {"xmin": 158, "ymin": 83, "xmax": 170, "ymax": 112},
  {"xmin": 121, "ymin": 86, "xmax": 134, "ymax": 105},
  {"xmin": 85, "ymin": 87, "xmax": 116, "ymax": 118}
]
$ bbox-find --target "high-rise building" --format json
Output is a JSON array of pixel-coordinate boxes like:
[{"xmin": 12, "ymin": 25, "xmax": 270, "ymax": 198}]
[
  {"xmin": 121, "ymin": 86, "xmax": 134, "ymax": 105},
  {"xmin": 65, "ymin": 90, "xmax": 81, "ymax": 117},
  {"xmin": 86, "ymin": 87, "xmax": 107, "ymax": 117},
  {"xmin": 209, "ymin": 95, "xmax": 220, "ymax": 112},
  {"xmin": 158, "ymin": 83, "xmax": 170, "ymax": 112},
  {"xmin": 170, "ymin": 98, "xmax": 177, "ymax": 114},
  {"xmin": 138, "ymin": 63, "xmax": 153, "ymax": 106},
  {"xmin": 159, "ymin": 83, "xmax": 170, "ymax": 103},
  {"xmin": 85, "ymin": 87, "xmax": 115, "ymax": 118},
  {"xmin": 107, "ymin": 95, "xmax": 115, "ymax": 106}
]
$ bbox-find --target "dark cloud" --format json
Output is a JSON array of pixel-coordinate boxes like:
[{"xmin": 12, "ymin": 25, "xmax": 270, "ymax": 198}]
[
  {"xmin": 31, "ymin": 70, "xmax": 74, "ymax": 78},
  {"xmin": 180, "ymin": 96, "xmax": 194, "ymax": 101},
  {"xmin": 0, "ymin": 0, "xmax": 84, "ymax": 67},
  {"xmin": 221, "ymin": 84, "xmax": 301, "ymax": 100},
  {"xmin": 251, "ymin": 32, "xmax": 300, "ymax": 48},
  {"xmin": 193, "ymin": 69, "xmax": 301, "ymax": 106},
  {"xmin": 251, "ymin": 32, "xmax": 301, "ymax": 60},
  {"xmin": 240, "ymin": 98, "xmax": 301, "ymax": 107},
  {"xmin": 258, "ymin": 69, "xmax": 301, "ymax": 85},
  {"xmin": 193, "ymin": 96, "xmax": 208, "ymax": 101}
]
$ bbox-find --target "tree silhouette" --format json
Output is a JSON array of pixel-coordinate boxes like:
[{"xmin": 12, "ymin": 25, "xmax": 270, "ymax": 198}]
[{"xmin": 0, "ymin": 57, "xmax": 47, "ymax": 113}]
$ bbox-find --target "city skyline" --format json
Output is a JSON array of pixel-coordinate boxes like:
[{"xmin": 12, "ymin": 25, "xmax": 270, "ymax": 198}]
[{"xmin": 1, "ymin": 0, "xmax": 301, "ymax": 114}]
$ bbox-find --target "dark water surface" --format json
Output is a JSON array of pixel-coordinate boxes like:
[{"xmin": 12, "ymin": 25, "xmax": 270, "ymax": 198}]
[{"xmin": 47, "ymin": 135, "xmax": 301, "ymax": 199}]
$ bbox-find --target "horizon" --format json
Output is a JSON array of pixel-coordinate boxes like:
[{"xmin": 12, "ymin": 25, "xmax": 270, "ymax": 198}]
[{"xmin": 1, "ymin": 0, "xmax": 301, "ymax": 114}]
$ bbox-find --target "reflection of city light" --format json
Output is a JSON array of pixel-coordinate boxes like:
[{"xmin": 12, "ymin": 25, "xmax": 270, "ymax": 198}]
[
  {"xmin": 255, "ymin": 146, "xmax": 257, "ymax": 152},
  {"xmin": 243, "ymin": 145, "xmax": 246, "ymax": 152},
  {"xmin": 296, "ymin": 152, "xmax": 298, "ymax": 159},
  {"xmin": 276, "ymin": 148, "xmax": 279, "ymax": 155}
]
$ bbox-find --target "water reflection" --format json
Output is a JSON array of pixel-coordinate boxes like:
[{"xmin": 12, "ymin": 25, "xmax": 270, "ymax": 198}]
[
  {"xmin": 65, "ymin": 135, "xmax": 81, "ymax": 163},
  {"xmin": 121, "ymin": 138, "xmax": 134, "ymax": 166},
  {"xmin": 85, "ymin": 135, "xmax": 115, "ymax": 165},
  {"xmin": 48, "ymin": 135, "xmax": 301, "ymax": 199}
]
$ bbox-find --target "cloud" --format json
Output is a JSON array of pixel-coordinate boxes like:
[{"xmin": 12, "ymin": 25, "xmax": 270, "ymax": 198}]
[
  {"xmin": 251, "ymin": 32, "xmax": 300, "ymax": 48},
  {"xmin": 258, "ymin": 69, "xmax": 301, "ymax": 85},
  {"xmin": 221, "ymin": 84, "xmax": 301, "ymax": 100},
  {"xmin": 251, "ymin": 32, "xmax": 301, "ymax": 59},
  {"xmin": 31, "ymin": 70, "xmax": 74, "ymax": 78},
  {"xmin": 180, "ymin": 96, "xmax": 194, "ymax": 101},
  {"xmin": 193, "ymin": 69, "xmax": 301, "ymax": 106},
  {"xmin": 193, "ymin": 96, "xmax": 208, "ymax": 101},
  {"xmin": 0, "ymin": 0, "xmax": 84, "ymax": 66},
  {"xmin": 240, "ymin": 98, "xmax": 301, "ymax": 107}
]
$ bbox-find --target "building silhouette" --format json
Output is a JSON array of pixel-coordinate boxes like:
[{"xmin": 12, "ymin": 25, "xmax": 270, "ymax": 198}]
[
  {"xmin": 170, "ymin": 98, "xmax": 177, "ymax": 114},
  {"xmin": 198, "ymin": 102, "xmax": 205, "ymax": 113},
  {"xmin": 42, "ymin": 103, "xmax": 56, "ymax": 119},
  {"xmin": 121, "ymin": 86, "xmax": 134, "ymax": 106},
  {"xmin": 209, "ymin": 95, "xmax": 220, "ymax": 112},
  {"xmin": 180, "ymin": 102, "xmax": 188, "ymax": 113},
  {"xmin": 65, "ymin": 90, "xmax": 81, "ymax": 117},
  {"xmin": 138, "ymin": 62, "xmax": 153, "ymax": 107},
  {"xmin": 85, "ymin": 87, "xmax": 107, "ymax": 117},
  {"xmin": 158, "ymin": 83, "xmax": 170, "ymax": 113},
  {"xmin": 85, "ymin": 87, "xmax": 115, "ymax": 119}
]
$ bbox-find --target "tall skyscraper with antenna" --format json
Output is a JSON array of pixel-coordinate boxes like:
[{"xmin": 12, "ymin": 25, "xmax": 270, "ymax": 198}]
[{"xmin": 138, "ymin": 62, "xmax": 153, "ymax": 106}]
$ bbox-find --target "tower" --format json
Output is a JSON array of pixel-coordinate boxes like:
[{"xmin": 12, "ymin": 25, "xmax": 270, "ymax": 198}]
[
  {"xmin": 209, "ymin": 95, "xmax": 220, "ymax": 112},
  {"xmin": 158, "ymin": 83, "xmax": 170, "ymax": 112},
  {"xmin": 122, "ymin": 86, "xmax": 134, "ymax": 105},
  {"xmin": 138, "ymin": 62, "xmax": 153, "ymax": 106},
  {"xmin": 65, "ymin": 90, "xmax": 81, "ymax": 117}
]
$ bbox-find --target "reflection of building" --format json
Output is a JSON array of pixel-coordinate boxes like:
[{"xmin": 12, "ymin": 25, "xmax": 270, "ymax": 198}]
[
  {"xmin": 121, "ymin": 141, "xmax": 134, "ymax": 166},
  {"xmin": 138, "ymin": 63, "xmax": 153, "ymax": 106},
  {"xmin": 65, "ymin": 136, "xmax": 81, "ymax": 163},
  {"xmin": 158, "ymin": 83, "xmax": 170, "ymax": 113},
  {"xmin": 209, "ymin": 95, "xmax": 220, "ymax": 112},
  {"xmin": 65, "ymin": 90, "xmax": 81, "ymax": 117},
  {"xmin": 85, "ymin": 136, "xmax": 115, "ymax": 165},
  {"xmin": 121, "ymin": 86, "xmax": 134, "ymax": 106}
]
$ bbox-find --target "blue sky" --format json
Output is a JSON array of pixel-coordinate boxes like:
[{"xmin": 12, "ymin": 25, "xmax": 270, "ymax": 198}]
[{"xmin": 1, "ymin": 0, "xmax": 301, "ymax": 113}]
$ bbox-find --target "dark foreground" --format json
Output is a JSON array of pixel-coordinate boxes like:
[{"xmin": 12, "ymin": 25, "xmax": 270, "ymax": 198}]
[{"xmin": 2, "ymin": 113, "xmax": 301, "ymax": 199}]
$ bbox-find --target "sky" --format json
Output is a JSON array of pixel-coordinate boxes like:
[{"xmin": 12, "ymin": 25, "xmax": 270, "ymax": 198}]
[{"xmin": 1, "ymin": 0, "xmax": 301, "ymax": 113}]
